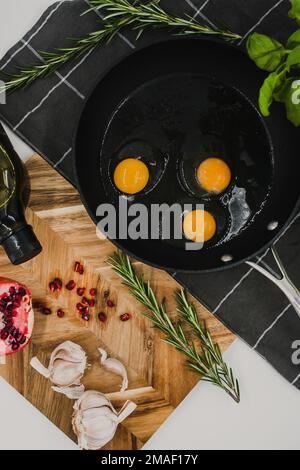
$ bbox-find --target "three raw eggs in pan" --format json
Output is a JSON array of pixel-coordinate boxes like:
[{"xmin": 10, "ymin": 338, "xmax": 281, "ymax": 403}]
[{"xmin": 113, "ymin": 156, "xmax": 232, "ymax": 244}]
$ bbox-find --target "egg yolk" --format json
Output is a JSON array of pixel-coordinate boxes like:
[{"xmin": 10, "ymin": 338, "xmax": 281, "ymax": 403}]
[
  {"xmin": 114, "ymin": 158, "xmax": 150, "ymax": 195},
  {"xmin": 183, "ymin": 209, "xmax": 217, "ymax": 243},
  {"xmin": 197, "ymin": 158, "xmax": 231, "ymax": 193}
]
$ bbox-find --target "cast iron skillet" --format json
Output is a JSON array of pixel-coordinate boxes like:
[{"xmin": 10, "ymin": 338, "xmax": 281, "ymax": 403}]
[{"xmin": 74, "ymin": 38, "xmax": 300, "ymax": 273}]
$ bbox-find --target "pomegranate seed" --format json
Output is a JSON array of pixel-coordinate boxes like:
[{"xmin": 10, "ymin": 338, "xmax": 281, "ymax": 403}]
[
  {"xmin": 57, "ymin": 309, "xmax": 65, "ymax": 318},
  {"xmin": 82, "ymin": 297, "xmax": 89, "ymax": 306},
  {"xmin": 74, "ymin": 262, "xmax": 84, "ymax": 274},
  {"xmin": 11, "ymin": 342, "xmax": 20, "ymax": 351},
  {"xmin": 98, "ymin": 312, "xmax": 107, "ymax": 323},
  {"xmin": 9, "ymin": 286, "xmax": 16, "ymax": 295},
  {"xmin": 49, "ymin": 278, "xmax": 62, "ymax": 293},
  {"xmin": 76, "ymin": 303, "xmax": 84, "ymax": 313},
  {"xmin": 42, "ymin": 308, "xmax": 52, "ymax": 316},
  {"xmin": 82, "ymin": 312, "xmax": 90, "ymax": 322},
  {"xmin": 49, "ymin": 281, "xmax": 56, "ymax": 293},
  {"xmin": 82, "ymin": 306, "xmax": 89, "ymax": 315},
  {"xmin": 66, "ymin": 280, "xmax": 76, "ymax": 291},
  {"xmin": 0, "ymin": 330, "xmax": 9, "ymax": 340},
  {"xmin": 107, "ymin": 299, "xmax": 114, "ymax": 308},
  {"xmin": 90, "ymin": 288, "xmax": 97, "ymax": 297},
  {"xmin": 77, "ymin": 287, "xmax": 86, "ymax": 297},
  {"xmin": 18, "ymin": 287, "xmax": 27, "ymax": 297},
  {"xmin": 74, "ymin": 261, "xmax": 81, "ymax": 272},
  {"xmin": 19, "ymin": 335, "xmax": 26, "ymax": 345},
  {"xmin": 120, "ymin": 313, "xmax": 131, "ymax": 322},
  {"xmin": 87, "ymin": 298, "xmax": 95, "ymax": 307}
]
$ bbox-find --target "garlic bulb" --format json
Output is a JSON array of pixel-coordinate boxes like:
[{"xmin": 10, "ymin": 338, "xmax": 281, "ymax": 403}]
[
  {"xmin": 98, "ymin": 348, "xmax": 128, "ymax": 392},
  {"xmin": 72, "ymin": 390, "xmax": 137, "ymax": 450},
  {"xmin": 30, "ymin": 341, "xmax": 87, "ymax": 399}
]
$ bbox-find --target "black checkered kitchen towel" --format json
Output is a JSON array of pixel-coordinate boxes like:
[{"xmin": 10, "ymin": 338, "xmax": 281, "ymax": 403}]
[{"xmin": 1, "ymin": 0, "xmax": 300, "ymax": 389}]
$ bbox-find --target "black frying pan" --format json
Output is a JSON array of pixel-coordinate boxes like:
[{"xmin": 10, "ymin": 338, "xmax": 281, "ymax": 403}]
[{"xmin": 74, "ymin": 38, "xmax": 300, "ymax": 273}]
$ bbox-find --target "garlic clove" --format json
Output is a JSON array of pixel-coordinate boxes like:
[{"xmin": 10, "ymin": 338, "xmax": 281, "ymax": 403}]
[
  {"xmin": 30, "ymin": 341, "xmax": 87, "ymax": 396},
  {"xmin": 72, "ymin": 390, "xmax": 137, "ymax": 450},
  {"xmin": 76, "ymin": 390, "xmax": 111, "ymax": 412},
  {"xmin": 51, "ymin": 360, "xmax": 85, "ymax": 387},
  {"xmin": 98, "ymin": 348, "xmax": 129, "ymax": 392}
]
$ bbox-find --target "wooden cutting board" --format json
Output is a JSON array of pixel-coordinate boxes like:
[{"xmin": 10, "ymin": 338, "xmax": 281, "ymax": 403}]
[{"xmin": 0, "ymin": 155, "xmax": 234, "ymax": 450}]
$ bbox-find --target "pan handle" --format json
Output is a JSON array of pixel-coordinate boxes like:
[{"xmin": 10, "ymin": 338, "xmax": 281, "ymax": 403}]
[{"xmin": 246, "ymin": 247, "xmax": 300, "ymax": 318}]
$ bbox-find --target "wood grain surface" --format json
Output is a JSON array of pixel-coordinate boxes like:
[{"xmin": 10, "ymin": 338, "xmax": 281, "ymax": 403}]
[{"xmin": 0, "ymin": 155, "xmax": 235, "ymax": 450}]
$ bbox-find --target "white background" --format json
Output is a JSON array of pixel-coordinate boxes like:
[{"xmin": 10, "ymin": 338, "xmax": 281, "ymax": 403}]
[{"xmin": 1, "ymin": 0, "xmax": 300, "ymax": 451}]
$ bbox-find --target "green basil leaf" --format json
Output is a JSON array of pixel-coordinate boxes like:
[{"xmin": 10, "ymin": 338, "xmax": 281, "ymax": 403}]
[
  {"xmin": 287, "ymin": 44, "xmax": 300, "ymax": 68},
  {"xmin": 289, "ymin": 0, "xmax": 300, "ymax": 24},
  {"xmin": 287, "ymin": 29, "xmax": 300, "ymax": 49},
  {"xmin": 247, "ymin": 33, "xmax": 286, "ymax": 71},
  {"xmin": 259, "ymin": 72, "xmax": 281, "ymax": 116}
]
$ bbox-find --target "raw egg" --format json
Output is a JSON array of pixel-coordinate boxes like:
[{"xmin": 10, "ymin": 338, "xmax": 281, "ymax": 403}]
[
  {"xmin": 113, "ymin": 158, "xmax": 150, "ymax": 195},
  {"xmin": 183, "ymin": 209, "xmax": 217, "ymax": 243},
  {"xmin": 197, "ymin": 158, "xmax": 231, "ymax": 194}
]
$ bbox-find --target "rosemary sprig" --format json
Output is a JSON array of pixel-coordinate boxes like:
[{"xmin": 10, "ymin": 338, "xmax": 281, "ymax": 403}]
[
  {"xmin": 108, "ymin": 251, "xmax": 240, "ymax": 403},
  {"xmin": 0, "ymin": 0, "xmax": 240, "ymax": 94},
  {"xmin": 89, "ymin": 0, "xmax": 241, "ymax": 41}
]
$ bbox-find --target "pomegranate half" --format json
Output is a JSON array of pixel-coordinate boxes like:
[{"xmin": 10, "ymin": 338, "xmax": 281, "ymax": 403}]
[{"xmin": 0, "ymin": 278, "xmax": 34, "ymax": 355}]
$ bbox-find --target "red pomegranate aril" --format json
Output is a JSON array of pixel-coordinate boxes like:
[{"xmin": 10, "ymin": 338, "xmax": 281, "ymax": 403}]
[
  {"xmin": 74, "ymin": 261, "xmax": 81, "ymax": 272},
  {"xmin": 57, "ymin": 309, "xmax": 65, "ymax": 318},
  {"xmin": 82, "ymin": 312, "xmax": 90, "ymax": 322},
  {"xmin": 76, "ymin": 303, "xmax": 84, "ymax": 313},
  {"xmin": 19, "ymin": 335, "xmax": 26, "ymax": 345},
  {"xmin": 120, "ymin": 313, "xmax": 131, "ymax": 322},
  {"xmin": 9, "ymin": 286, "xmax": 16, "ymax": 295},
  {"xmin": 11, "ymin": 342, "xmax": 20, "ymax": 351},
  {"xmin": 42, "ymin": 307, "xmax": 52, "ymax": 316},
  {"xmin": 54, "ymin": 278, "xmax": 62, "ymax": 288},
  {"xmin": 66, "ymin": 280, "xmax": 76, "ymax": 291},
  {"xmin": 49, "ymin": 282, "xmax": 56, "ymax": 293},
  {"xmin": 82, "ymin": 297, "xmax": 89, "ymax": 306},
  {"xmin": 74, "ymin": 262, "xmax": 84, "ymax": 274},
  {"xmin": 98, "ymin": 312, "xmax": 107, "ymax": 323},
  {"xmin": 107, "ymin": 299, "xmax": 114, "ymax": 308},
  {"xmin": 82, "ymin": 306, "xmax": 89, "ymax": 315},
  {"xmin": 87, "ymin": 298, "xmax": 95, "ymax": 307},
  {"xmin": 18, "ymin": 287, "xmax": 27, "ymax": 297},
  {"xmin": 90, "ymin": 288, "xmax": 97, "ymax": 297},
  {"xmin": 77, "ymin": 287, "xmax": 86, "ymax": 297},
  {"xmin": 0, "ymin": 330, "xmax": 9, "ymax": 340},
  {"xmin": 78, "ymin": 265, "xmax": 84, "ymax": 275}
]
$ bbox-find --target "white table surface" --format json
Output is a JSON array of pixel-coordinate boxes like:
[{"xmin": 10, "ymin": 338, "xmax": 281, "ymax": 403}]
[{"xmin": 1, "ymin": 0, "xmax": 300, "ymax": 451}]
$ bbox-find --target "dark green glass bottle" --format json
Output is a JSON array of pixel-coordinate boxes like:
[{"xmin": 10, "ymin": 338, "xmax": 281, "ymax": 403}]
[{"xmin": 0, "ymin": 123, "xmax": 42, "ymax": 264}]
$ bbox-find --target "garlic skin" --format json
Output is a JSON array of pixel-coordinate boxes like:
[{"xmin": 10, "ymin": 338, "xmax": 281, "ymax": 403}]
[
  {"xmin": 30, "ymin": 341, "xmax": 87, "ymax": 399},
  {"xmin": 98, "ymin": 348, "xmax": 128, "ymax": 392},
  {"xmin": 72, "ymin": 390, "xmax": 137, "ymax": 450}
]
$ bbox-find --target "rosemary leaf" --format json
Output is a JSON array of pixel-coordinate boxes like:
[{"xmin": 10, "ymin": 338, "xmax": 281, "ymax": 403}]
[
  {"xmin": 0, "ymin": 0, "xmax": 241, "ymax": 94},
  {"xmin": 108, "ymin": 251, "xmax": 240, "ymax": 403}
]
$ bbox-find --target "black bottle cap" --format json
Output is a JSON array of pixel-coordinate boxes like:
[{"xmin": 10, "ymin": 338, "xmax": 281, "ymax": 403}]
[{"xmin": 2, "ymin": 226, "xmax": 42, "ymax": 265}]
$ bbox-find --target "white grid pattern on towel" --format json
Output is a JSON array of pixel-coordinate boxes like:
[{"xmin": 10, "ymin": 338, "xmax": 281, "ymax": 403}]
[
  {"xmin": 253, "ymin": 304, "xmax": 291, "ymax": 350},
  {"xmin": 24, "ymin": 41, "xmax": 85, "ymax": 100},
  {"xmin": 184, "ymin": 0, "xmax": 217, "ymax": 28},
  {"xmin": 54, "ymin": 147, "xmax": 73, "ymax": 169},
  {"xmin": 13, "ymin": 47, "xmax": 95, "ymax": 132},
  {"xmin": 238, "ymin": 0, "xmax": 287, "ymax": 45}
]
